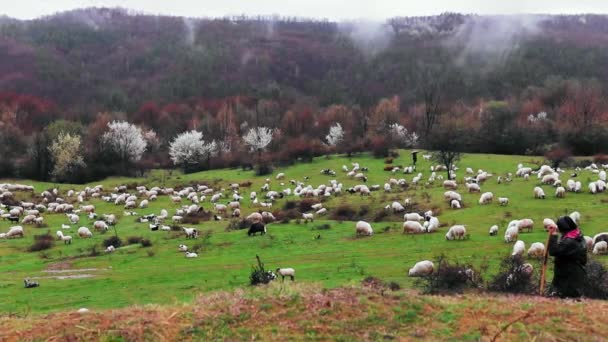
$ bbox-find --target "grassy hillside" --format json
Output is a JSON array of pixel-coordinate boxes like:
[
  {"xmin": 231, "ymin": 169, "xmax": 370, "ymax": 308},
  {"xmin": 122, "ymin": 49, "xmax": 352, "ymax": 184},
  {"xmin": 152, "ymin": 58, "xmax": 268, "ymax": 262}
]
[
  {"xmin": 1, "ymin": 282, "xmax": 606, "ymax": 341},
  {"xmin": 0, "ymin": 150, "xmax": 606, "ymax": 314}
]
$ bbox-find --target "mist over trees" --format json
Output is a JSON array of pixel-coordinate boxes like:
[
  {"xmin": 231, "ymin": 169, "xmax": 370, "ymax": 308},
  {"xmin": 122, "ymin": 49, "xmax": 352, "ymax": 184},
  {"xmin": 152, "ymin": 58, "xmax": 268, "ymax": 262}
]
[{"xmin": 1, "ymin": 9, "xmax": 608, "ymax": 182}]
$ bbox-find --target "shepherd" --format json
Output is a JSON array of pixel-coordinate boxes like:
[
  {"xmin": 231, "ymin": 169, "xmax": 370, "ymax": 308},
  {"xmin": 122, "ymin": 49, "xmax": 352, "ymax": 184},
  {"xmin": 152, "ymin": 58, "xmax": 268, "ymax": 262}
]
[
  {"xmin": 411, "ymin": 150, "xmax": 419, "ymax": 166},
  {"xmin": 546, "ymin": 216, "xmax": 587, "ymax": 298}
]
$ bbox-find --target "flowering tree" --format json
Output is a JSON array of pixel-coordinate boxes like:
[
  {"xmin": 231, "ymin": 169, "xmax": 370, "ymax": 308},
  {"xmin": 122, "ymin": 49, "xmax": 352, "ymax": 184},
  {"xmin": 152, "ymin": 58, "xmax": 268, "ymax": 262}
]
[
  {"xmin": 48, "ymin": 133, "xmax": 86, "ymax": 182},
  {"xmin": 389, "ymin": 123, "xmax": 419, "ymax": 148},
  {"xmin": 325, "ymin": 123, "xmax": 344, "ymax": 147},
  {"xmin": 102, "ymin": 121, "xmax": 147, "ymax": 170},
  {"xmin": 242, "ymin": 127, "xmax": 273, "ymax": 154},
  {"xmin": 169, "ymin": 130, "xmax": 217, "ymax": 169}
]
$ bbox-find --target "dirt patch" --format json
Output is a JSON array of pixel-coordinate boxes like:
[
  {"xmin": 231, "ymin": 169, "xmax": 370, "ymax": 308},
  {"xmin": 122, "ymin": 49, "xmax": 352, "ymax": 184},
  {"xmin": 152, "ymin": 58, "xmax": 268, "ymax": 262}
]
[
  {"xmin": 29, "ymin": 274, "xmax": 95, "ymax": 280},
  {"xmin": 45, "ymin": 261, "xmax": 74, "ymax": 271},
  {"xmin": 43, "ymin": 268, "xmax": 103, "ymax": 274}
]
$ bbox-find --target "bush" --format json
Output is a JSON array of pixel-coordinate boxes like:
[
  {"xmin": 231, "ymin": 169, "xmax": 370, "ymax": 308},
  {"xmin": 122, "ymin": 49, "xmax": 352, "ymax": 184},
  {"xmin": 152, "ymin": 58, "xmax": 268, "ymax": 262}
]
[
  {"xmin": 329, "ymin": 204, "xmax": 357, "ymax": 221},
  {"xmin": 255, "ymin": 162, "xmax": 273, "ymax": 176},
  {"xmin": 582, "ymin": 259, "xmax": 608, "ymax": 299},
  {"xmin": 593, "ymin": 154, "xmax": 608, "ymax": 164},
  {"xmin": 226, "ymin": 219, "xmax": 250, "ymax": 231},
  {"xmin": 487, "ymin": 255, "xmax": 538, "ymax": 294},
  {"xmin": 140, "ymin": 239, "xmax": 153, "ymax": 248},
  {"xmin": 283, "ymin": 200, "xmax": 297, "ymax": 210},
  {"xmin": 28, "ymin": 232, "xmax": 54, "ymax": 252},
  {"xmin": 358, "ymin": 205, "xmax": 370, "ymax": 217},
  {"xmin": 250, "ymin": 255, "xmax": 276, "ymax": 286},
  {"xmin": 384, "ymin": 157, "xmax": 394, "ymax": 164},
  {"xmin": 103, "ymin": 235, "xmax": 122, "ymax": 248},
  {"xmin": 276, "ymin": 209, "xmax": 300, "ymax": 223},
  {"xmin": 298, "ymin": 199, "xmax": 317, "ymax": 213},
  {"xmin": 239, "ymin": 181, "xmax": 253, "ymax": 187},
  {"xmin": 383, "ymin": 165, "xmax": 394, "ymax": 171},
  {"xmin": 373, "ymin": 210, "xmax": 389, "ymax": 222},
  {"xmin": 361, "ymin": 276, "xmax": 400, "ymax": 293},
  {"xmin": 414, "ymin": 255, "xmax": 483, "ymax": 294},
  {"xmin": 127, "ymin": 236, "xmax": 143, "ymax": 245},
  {"xmin": 312, "ymin": 223, "xmax": 331, "ymax": 230}
]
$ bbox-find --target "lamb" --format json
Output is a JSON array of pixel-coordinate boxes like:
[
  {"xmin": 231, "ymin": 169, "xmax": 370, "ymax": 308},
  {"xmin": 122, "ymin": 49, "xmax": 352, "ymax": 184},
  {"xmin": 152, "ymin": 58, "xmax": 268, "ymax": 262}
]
[
  {"xmin": 512, "ymin": 240, "xmax": 525, "ymax": 257},
  {"xmin": 555, "ymin": 186, "xmax": 566, "ymax": 198},
  {"xmin": 56, "ymin": 231, "xmax": 72, "ymax": 244},
  {"xmin": 178, "ymin": 244, "xmax": 188, "ymax": 252},
  {"xmin": 77, "ymin": 227, "xmax": 92, "ymax": 238},
  {"xmin": 445, "ymin": 225, "xmax": 466, "ymax": 240},
  {"xmin": 593, "ymin": 241, "xmax": 608, "ymax": 255},
  {"xmin": 93, "ymin": 220, "xmax": 109, "ymax": 231},
  {"xmin": 390, "ymin": 201, "xmax": 405, "ymax": 213},
  {"xmin": 183, "ymin": 227, "xmax": 199, "ymax": 239},
  {"xmin": 424, "ymin": 216, "xmax": 440, "ymax": 233},
  {"xmin": 533, "ymin": 187, "xmax": 545, "ymax": 199},
  {"xmin": 574, "ymin": 181, "xmax": 582, "ymax": 192},
  {"xmin": 403, "ymin": 221, "xmax": 424, "ymax": 234},
  {"xmin": 489, "ymin": 225, "xmax": 498, "ymax": 236},
  {"xmin": 185, "ymin": 252, "xmax": 198, "ymax": 258},
  {"xmin": 450, "ymin": 199, "xmax": 461, "ymax": 209},
  {"xmin": 478, "ymin": 192, "xmax": 493, "ymax": 205},
  {"xmin": 527, "ymin": 242, "xmax": 545, "ymax": 259},
  {"xmin": 214, "ymin": 204, "xmax": 227, "ymax": 214},
  {"xmin": 403, "ymin": 212, "xmax": 423, "ymax": 221},
  {"xmin": 355, "ymin": 221, "xmax": 373, "ymax": 237},
  {"xmin": 275, "ymin": 267, "xmax": 295, "ymax": 281},
  {"xmin": 408, "ymin": 260, "xmax": 434, "ymax": 277},
  {"xmin": 497, "ymin": 197, "xmax": 509, "ymax": 206},
  {"xmin": 517, "ymin": 219, "xmax": 534, "ymax": 233},
  {"xmin": 5, "ymin": 226, "xmax": 24, "ymax": 238},
  {"xmin": 566, "ymin": 179, "xmax": 576, "ymax": 192},
  {"xmin": 302, "ymin": 213, "xmax": 314, "ymax": 222},
  {"xmin": 504, "ymin": 226, "xmax": 519, "ymax": 243}
]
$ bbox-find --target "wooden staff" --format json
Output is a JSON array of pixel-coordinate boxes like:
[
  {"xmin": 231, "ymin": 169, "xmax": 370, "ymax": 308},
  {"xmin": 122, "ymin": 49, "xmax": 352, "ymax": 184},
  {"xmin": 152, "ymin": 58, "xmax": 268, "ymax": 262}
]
[{"xmin": 539, "ymin": 229, "xmax": 554, "ymax": 295}]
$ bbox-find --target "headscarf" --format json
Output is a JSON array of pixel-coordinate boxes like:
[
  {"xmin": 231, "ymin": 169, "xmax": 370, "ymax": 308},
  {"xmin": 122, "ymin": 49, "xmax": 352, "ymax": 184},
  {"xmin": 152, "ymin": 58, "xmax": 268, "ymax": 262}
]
[{"xmin": 557, "ymin": 216, "xmax": 581, "ymax": 239}]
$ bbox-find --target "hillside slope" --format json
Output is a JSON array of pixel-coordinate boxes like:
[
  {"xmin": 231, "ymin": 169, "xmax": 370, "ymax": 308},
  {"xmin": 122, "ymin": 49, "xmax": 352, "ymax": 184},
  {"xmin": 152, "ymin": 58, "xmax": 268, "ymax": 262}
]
[{"xmin": 1, "ymin": 283, "xmax": 606, "ymax": 341}]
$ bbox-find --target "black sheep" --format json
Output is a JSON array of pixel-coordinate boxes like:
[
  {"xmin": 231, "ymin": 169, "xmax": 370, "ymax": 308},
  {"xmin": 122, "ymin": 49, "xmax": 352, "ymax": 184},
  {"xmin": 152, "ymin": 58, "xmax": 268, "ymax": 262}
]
[{"xmin": 248, "ymin": 222, "xmax": 266, "ymax": 236}]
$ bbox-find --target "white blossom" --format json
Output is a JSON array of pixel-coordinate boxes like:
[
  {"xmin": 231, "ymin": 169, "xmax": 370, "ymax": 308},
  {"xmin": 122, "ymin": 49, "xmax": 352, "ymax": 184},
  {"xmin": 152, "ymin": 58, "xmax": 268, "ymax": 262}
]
[
  {"xmin": 169, "ymin": 130, "xmax": 216, "ymax": 165},
  {"xmin": 325, "ymin": 123, "xmax": 344, "ymax": 147},
  {"xmin": 242, "ymin": 126, "xmax": 273, "ymax": 152},
  {"xmin": 48, "ymin": 133, "xmax": 86, "ymax": 181},
  {"xmin": 528, "ymin": 111, "xmax": 548, "ymax": 123},
  {"xmin": 102, "ymin": 121, "xmax": 147, "ymax": 162},
  {"xmin": 389, "ymin": 123, "xmax": 418, "ymax": 147}
]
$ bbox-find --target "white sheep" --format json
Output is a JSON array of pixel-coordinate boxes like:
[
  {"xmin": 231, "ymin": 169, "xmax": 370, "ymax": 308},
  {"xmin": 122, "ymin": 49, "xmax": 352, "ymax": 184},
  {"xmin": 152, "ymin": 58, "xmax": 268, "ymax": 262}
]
[
  {"xmin": 555, "ymin": 187, "xmax": 566, "ymax": 198},
  {"xmin": 443, "ymin": 180, "xmax": 457, "ymax": 190},
  {"xmin": 489, "ymin": 225, "xmax": 498, "ymax": 236},
  {"xmin": 527, "ymin": 242, "xmax": 545, "ymax": 258},
  {"xmin": 172, "ymin": 215, "xmax": 183, "ymax": 224},
  {"xmin": 533, "ymin": 187, "xmax": 545, "ymax": 199},
  {"xmin": 478, "ymin": 192, "xmax": 493, "ymax": 205},
  {"xmin": 450, "ymin": 199, "xmax": 461, "ymax": 209},
  {"xmin": 93, "ymin": 220, "xmax": 109, "ymax": 231},
  {"xmin": 302, "ymin": 213, "xmax": 314, "ymax": 222},
  {"xmin": 424, "ymin": 217, "xmax": 440, "ymax": 233},
  {"xmin": 512, "ymin": 240, "xmax": 525, "ymax": 257},
  {"xmin": 593, "ymin": 241, "xmax": 608, "ymax": 255},
  {"xmin": 498, "ymin": 197, "xmax": 509, "ymax": 206},
  {"xmin": 316, "ymin": 208, "xmax": 327, "ymax": 215},
  {"xmin": 183, "ymin": 227, "xmax": 199, "ymax": 239},
  {"xmin": 139, "ymin": 199, "xmax": 149, "ymax": 208},
  {"xmin": 105, "ymin": 245, "xmax": 115, "ymax": 253},
  {"xmin": 504, "ymin": 226, "xmax": 519, "ymax": 243},
  {"xmin": 403, "ymin": 212, "xmax": 423, "ymax": 221},
  {"xmin": 403, "ymin": 221, "xmax": 424, "ymax": 234},
  {"xmin": 355, "ymin": 221, "xmax": 373, "ymax": 237},
  {"xmin": 466, "ymin": 183, "xmax": 481, "ymax": 193},
  {"xmin": 589, "ymin": 182, "xmax": 597, "ymax": 194},
  {"xmin": 56, "ymin": 231, "xmax": 72, "ymax": 244},
  {"xmin": 77, "ymin": 227, "xmax": 92, "ymax": 238},
  {"xmin": 178, "ymin": 244, "xmax": 188, "ymax": 252},
  {"xmin": 408, "ymin": 260, "xmax": 434, "ymax": 277},
  {"xmin": 445, "ymin": 225, "xmax": 466, "ymax": 240},
  {"xmin": 570, "ymin": 211, "xmax": 581, "ymax": 224},
  {"xmin": 543, "ymin": 218, "xmax": 556, "ymax": 231},
  {"xmin": 517, "ymin": 219, "xmax": 534, "ymax": 233},
  {"xmin": 5, "ymin": 226, "xmax": 24, "ymax": 238},
  {"xmin": 185, "ymin": 252, "xmax": 198, "ymax": 258},
  {"xmin": 275, "ymin": 267, "xmax": 295, "ymax": 281}
]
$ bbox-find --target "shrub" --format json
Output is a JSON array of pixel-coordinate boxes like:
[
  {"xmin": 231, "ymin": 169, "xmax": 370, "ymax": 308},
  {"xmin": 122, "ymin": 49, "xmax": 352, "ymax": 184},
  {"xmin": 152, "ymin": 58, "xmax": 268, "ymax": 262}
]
[
  {"xmin": 582, "ymin": 259, "xmax": 608, "ymax": 299},
  {"xmin": 250, "ymin": 255, "xmax": 276, "ymax": 286},
  {"xmin": 140, "ymin": 239, "xmax": 153, "ymax": 248},
  {"xmin": 358, "ymin": 205, "xmax": 370, "ymax": 217},
  {"xmin": 361, "ymin": 276, "xmax": 400, "ymax": 293},
  {"xmin": 255, "ymin": 162, "xmax": 273, "ymax": 176},
  {"xmin": 487, "ymin": 255, "xmax": 538, "ymax": 294},
  {"xmin": 370, "ymin": 136, "xmax": 389, "ymax": 158},
  {"xmin": 276, "ymin": 209, "xmax": 300, "ymax": 222},
  {"xmin": 298, "ymin": 199, "xmax": 317, "ymax": 213},
  {"xmin": 28, "ymin": 232, "xmax": 54, "ymax": 252},
  {"xmin": 384, "ymin": 157, "xmax": 394, "ymax": 164},
  {"xmin": 414, "ymin": 255, "xmax": 483, "ymax": 294},
  {"xmin": 103, "ymin": 236, "xmax": 122, "ymax": 248},
  {"xmin": 283, "ymin": 200, "xmax": 297, "ymax": 210},
  {"xmin": 383, "ymin": 165, "xmax": 394, "ymax": 171},
  {"xmin": 146, "ymin": 249, "xmax": 155, "ymax": 257},
  {"xmin": 127, "ymin": 236, "xmax": 143, "ymax": 245},
  {"xmin": 313, "ymin": 223, "xmax": 331, "ymax": 230},
  {"xmin": 329, "ymin": 204, "xmax": 357, "ymax": 221},
  {"xmin": 226, "ymin": 219, "xmax": 250, "ymax": 231},
  {"xmin": 593, "ymin": 154, "xmax": 608, "ymax": 164},
  {"xmin": 373, "ymin": 210, "xmax": 389, "ymax": 222},
  {"xmin": 239, "ymin": 181, "xmax": 253, "ymax": 187}
]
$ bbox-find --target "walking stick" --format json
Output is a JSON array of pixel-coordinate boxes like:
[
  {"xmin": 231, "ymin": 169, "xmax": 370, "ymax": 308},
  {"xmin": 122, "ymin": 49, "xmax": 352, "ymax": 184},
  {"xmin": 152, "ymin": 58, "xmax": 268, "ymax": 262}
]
[{"xmin": 539, "ymin": 230, "xmax": 553, "ymax": 295}]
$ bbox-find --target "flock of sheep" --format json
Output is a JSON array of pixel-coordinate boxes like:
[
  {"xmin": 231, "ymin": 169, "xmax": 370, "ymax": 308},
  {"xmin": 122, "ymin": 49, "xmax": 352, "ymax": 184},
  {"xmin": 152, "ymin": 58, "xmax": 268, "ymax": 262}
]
[{"xmin": 1, "ymin": 156, "xmax": 608, "ymax": 284}]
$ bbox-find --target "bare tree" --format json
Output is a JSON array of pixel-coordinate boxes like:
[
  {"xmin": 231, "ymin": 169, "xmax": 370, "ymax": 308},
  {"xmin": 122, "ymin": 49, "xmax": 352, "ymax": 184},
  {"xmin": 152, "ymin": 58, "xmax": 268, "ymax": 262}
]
[{"xmin": 428, "ymin": 118, "xmax": 466, "ymax": 180}]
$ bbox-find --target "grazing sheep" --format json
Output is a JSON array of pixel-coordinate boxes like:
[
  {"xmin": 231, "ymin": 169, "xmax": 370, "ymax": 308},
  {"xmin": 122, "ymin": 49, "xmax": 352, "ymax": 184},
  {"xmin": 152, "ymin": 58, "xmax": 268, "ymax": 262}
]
[
  {"xmin": 5, "ymin": 226, "xmax": 24, "ymax": 238},
  {"xmin": 403, "ymin": 221, "xmax": 424, "ymax": 234},
  {"xmin": 466, "ymin": 183, "xmax": 481, "ymax": 193},
  {"xmin": 21, "ymin": 214, "xmax": 37, "ymax": 224},
  {"xmin": 408, "ymin": 260, "xmax": 434, "ymax": 277},
  {"xmin": 275, "ymin": 268, "xmax": 295, "ymax": 281},
  {"xmin": 489, "ymin": 225, "xmax": 498, "ymax": 236},
  {"xmin": 517, "ymin": 219, "xmax": 534, "ymax": 233},
  {"xmin": 504, "ymin": 226, "xmax": 519, "ymax": 243},
  {"xmin": 424, "ymin": 216, "xmax": 440, "ymax": 233},
  {"xmin": 355, "ymin": 221, "xmax": 373, "ymax": 237},
  {"xmin": 302, "ymin": 213, "xmax": 314, "ymax": 222},
  {"xmin": 589, "ymin": 182, "xmax": 598, "ymax": 194},
  {"xmin": 478, "ymin": 192, "xmax": 493, "ymax": 205},
  {"xmin": 450, "ymin": 199, "xmax": 461, "ymax": 209},
  {"xmin": 592, "ymin": 233, "xmax": 608, "ymax": 246},
  {"xmin": 498, "ymin": 197, "xmax": 509, "ymax": 206},
  {"xmin": 56, "ymin": 231, "xmax": 72, "ymax": 244},
  {"xmin": 172, "ymin": 215, "xmax": 183, "ymax": 224},
  {"xmin": 445, "ymin": 225, "xmax": 466, "ymax": 240},
  {"xmin": 403, "ymin": 212, "xmax": 423, "ymax": 221},
  {"xmin": 512, "ymin": 240, "xmax": 525, "ymax": 257},
  {"xmin": 533, "ymin": 187, "xmax": 545, "ymax": 199},
  {"xmin": 183, "ymin": 227, "xmax": 199, "ymax": 239},
  {"xmin": 232, "ymin": 208, "xmax": 241, "ymax": 218},
  {"xmin": 443, "ymin": 180, "xmax": 457, "ymax": 190},
  {"xmin": 105, "ymin": 245, "xmax": 115, "ymax": 253},
  {"xmin": 139, "ymin": 199, "xmax": 149, "ymax": 208},
  {"xmin": 185, "ymin": 252, "xmax": 198, "ymax": 258},
  {"xmin": 444, "ymin": 191, "xmax": 462, "ymax": 202},
  {"xmin": 570, "ymin": 211, "xmax": 581, "ymax": 224},
  {"xmin": 93, "ymin": 220, "xmax": 109, "ymax": 231},
  {"xmin": 178, "ymin": 244, "xmax": 188, "ymax": 252},
  {"xmin": 593, "ymin": 241, "xmax": 608, "ymax": 255},
  {"xmin": 584, "ymin": 236, "xmax": 594, "ymax": 252},
  {"xmin": 555, "ymin": 186, "xmax": 566, "ymax": 198},
  {"xmin": 77, "ymin": 227, "xmax": 93, "ymax": 238},
  {"xmin": 248, "ymin": 222, "xmax": 266, "ymax": 236},
  {"xmin": 316, "ymin": 208, "xmax": 327, "ymax": 215},
  {"xmin": 246, "ymin": 212, "xmax": 263, "ymax": 223},
  {"xmin": 527, "ymin": 242, "xmax": 545, "ymax": 259}
]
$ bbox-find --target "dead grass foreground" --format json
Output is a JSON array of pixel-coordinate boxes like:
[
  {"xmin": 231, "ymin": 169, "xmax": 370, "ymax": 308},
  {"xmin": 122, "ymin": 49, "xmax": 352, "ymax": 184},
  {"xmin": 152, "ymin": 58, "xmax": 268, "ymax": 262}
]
[{"xmin": 1, "ymin": 282, "xmax": 607, "ymax": 341}]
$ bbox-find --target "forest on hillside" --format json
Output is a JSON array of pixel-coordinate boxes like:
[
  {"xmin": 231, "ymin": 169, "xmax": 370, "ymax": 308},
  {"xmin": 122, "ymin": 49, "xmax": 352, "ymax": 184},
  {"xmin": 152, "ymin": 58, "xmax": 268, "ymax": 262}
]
[{"xmin": 0, "ymin": 8, "xmax": 607, "ymax": 182}]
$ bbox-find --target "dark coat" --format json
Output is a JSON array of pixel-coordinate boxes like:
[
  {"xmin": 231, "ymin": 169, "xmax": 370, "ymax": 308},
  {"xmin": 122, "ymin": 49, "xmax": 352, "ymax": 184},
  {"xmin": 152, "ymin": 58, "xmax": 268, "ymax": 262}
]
[
  {"xmin": 548, "ymin": 234, "xmax": 587, "ymax": 298},
  {"xmin": 248, "ymin": 223, "xmax": 266, "ymax": 236}
]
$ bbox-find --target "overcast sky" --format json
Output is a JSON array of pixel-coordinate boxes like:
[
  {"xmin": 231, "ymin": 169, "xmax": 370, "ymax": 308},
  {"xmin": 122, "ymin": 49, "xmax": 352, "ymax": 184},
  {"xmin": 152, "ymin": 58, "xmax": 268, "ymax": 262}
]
[{"xmin": 2, "ymin": 0, "xmax": 608, "ymax": 20}]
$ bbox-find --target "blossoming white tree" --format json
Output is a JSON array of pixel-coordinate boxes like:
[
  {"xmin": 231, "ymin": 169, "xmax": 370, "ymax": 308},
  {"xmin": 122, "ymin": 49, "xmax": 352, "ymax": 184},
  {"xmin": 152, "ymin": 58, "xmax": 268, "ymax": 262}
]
[
  {"xmin": 48, "ymin": 133, "xmax": 86, "ymax": 181},
  {"xmin": 169, "ymin": 130, "xmax": 217, "ymax": 168},
  {"xmin": 242, "ymin": 126, "xmax": 273, "ymax": 154},
  {"xmin": 102, "ymin": 121, "xmax": 147, "ymax": 165},
  {"xmin": 389, "ymin": 123, "xmax": 419, "ymax": 148},
  {"xmin": 325, "ymin": 123, "xmax": 344, "ymax": 147}
]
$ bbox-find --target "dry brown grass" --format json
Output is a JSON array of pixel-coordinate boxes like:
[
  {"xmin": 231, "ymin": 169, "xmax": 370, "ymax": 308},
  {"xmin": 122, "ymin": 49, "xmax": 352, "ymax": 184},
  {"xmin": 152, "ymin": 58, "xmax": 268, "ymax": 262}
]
[{"xmin": 1, "ymin": 283, "xmax": 607, "ymax": 341}]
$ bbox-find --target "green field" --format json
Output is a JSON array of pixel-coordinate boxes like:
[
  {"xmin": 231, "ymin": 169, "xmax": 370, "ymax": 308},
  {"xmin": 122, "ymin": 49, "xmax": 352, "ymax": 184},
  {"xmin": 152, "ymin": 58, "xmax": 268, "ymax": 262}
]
[{"xmin": 0, "ymin": 150, "xmax": 606, "ymax": 314}]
